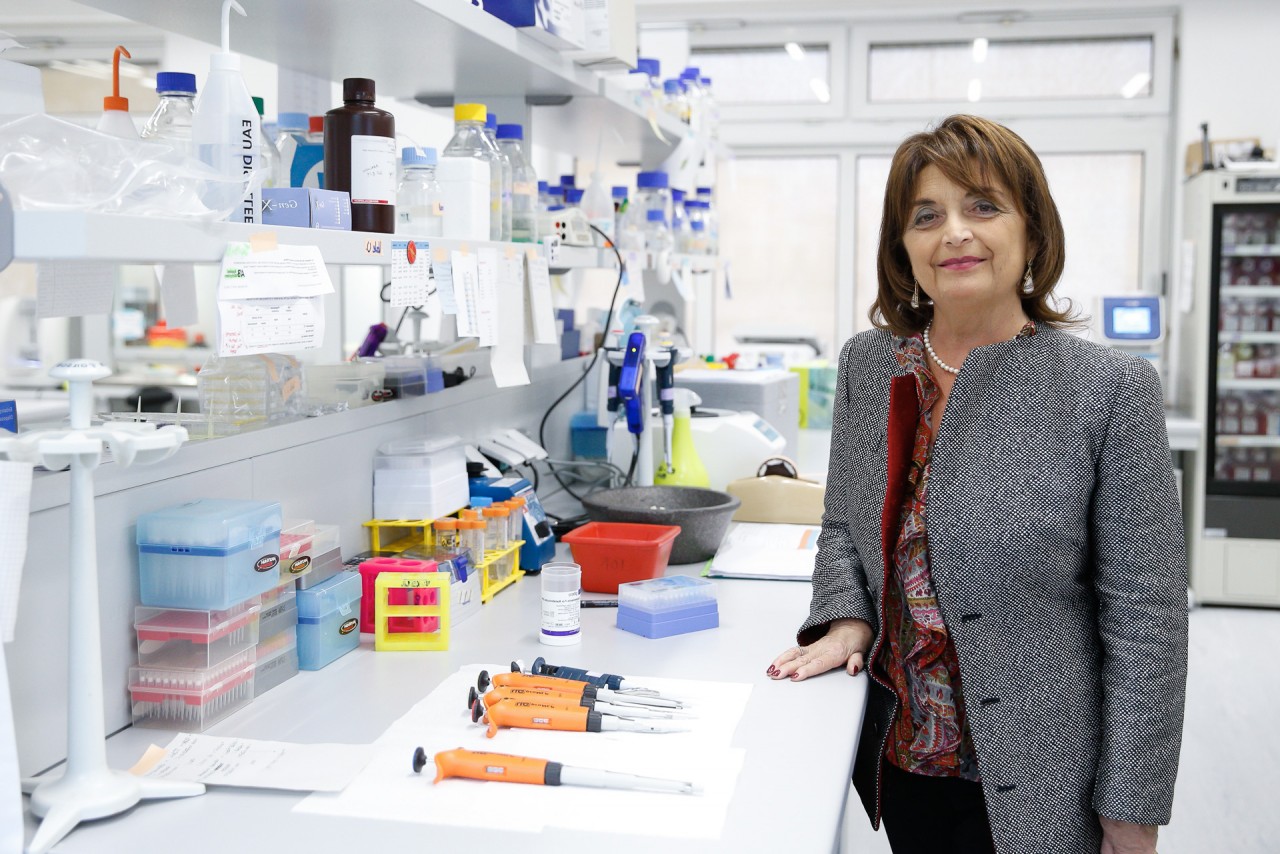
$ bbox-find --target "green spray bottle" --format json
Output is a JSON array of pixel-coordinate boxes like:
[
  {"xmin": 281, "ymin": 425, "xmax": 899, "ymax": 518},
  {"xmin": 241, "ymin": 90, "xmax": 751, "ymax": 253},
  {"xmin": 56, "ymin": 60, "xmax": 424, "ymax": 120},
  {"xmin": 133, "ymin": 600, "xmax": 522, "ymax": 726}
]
[{"xmin": 655, "ymin": 387, "xmax": 709, "ymax": 487}]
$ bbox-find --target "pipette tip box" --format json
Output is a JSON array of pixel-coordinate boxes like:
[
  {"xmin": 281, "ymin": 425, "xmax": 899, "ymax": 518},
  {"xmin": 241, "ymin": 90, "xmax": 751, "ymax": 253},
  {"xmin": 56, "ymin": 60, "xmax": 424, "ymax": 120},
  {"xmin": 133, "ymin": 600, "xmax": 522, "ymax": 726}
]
[
  {"xmin": 296, "ymin": 571, "xmax": 362, "ymax": 670},
  {"xmin": 134, "ymin": 601, "xmax": 261, "ymax": 670},
  {"xmin": 129, "ymin": 649, "xmax": 257, "ymax": 731},
  {"xmin": 254, "ymin": 630, "xmax": 299, "ymax": 697},
  {"xmin": 616, "ymin": 575, "xmax": 719, "ymax": 639}
]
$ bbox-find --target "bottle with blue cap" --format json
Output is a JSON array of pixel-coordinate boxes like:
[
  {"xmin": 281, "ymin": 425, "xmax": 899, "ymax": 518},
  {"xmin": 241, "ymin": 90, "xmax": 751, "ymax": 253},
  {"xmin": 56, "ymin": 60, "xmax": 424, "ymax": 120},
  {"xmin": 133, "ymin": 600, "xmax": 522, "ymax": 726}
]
[
  {"xmin": 644, "ymin": 209, "xmax": 673, "ymax": 268},
  {"xmin": 634, "ymin": 170, "xmax": 672, "ymax": 225},
  {"xmin": 662, "ymin": 79, "xmax": 689, "ymax": 123},
  {"xmin": 397, "ymin": 147, "xmax": 444, "ymax": 237},
  {"xmin": 141, "ymin": 70, "xmax": 197, "ymax": 153},
  {"xmin": 483, "ymin": 113, "xmax": 512, "ymax": 241},
  {"xmin": 537, "ymin": 181, "xmax": 555, "ymax": 212},
  {"xmin": 495, "ymin": 124, "xmax": 538, "ymax": 242}
]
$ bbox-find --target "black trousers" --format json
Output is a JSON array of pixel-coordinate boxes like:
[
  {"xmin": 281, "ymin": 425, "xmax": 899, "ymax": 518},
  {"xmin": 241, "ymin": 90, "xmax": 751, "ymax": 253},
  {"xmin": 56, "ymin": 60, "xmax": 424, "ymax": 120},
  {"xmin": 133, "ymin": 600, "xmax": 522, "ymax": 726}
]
[{"xmin": 880, "ymin": 760, "xmax": 998, "ymax": 854}]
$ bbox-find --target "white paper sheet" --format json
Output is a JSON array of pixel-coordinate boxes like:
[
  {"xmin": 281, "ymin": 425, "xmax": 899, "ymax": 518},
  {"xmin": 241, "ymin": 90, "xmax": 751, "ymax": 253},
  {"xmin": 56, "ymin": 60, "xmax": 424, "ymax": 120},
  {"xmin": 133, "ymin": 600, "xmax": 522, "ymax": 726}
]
[
  {"xmin": 217, "ymin": 242, "xmax": 334, "ymax": 300},
  {"xmin": 217, "ymin": 297, "xmax": 325, "ymax": 356},
  {"xmin": 526, "ymin": 253, "xmax": 558, "ymax": 345},
  {"xmin": 491, "ymin": 253, "xmax": 530, "ymax": 388},
  {"xmin": 433, "ymin": 248, "xmax": 457, "ymax": 315},
  {"xmin": 295, "ymin": 664, "xmax": 750, "ymax": 840},
  {"xmin": 707, "ymin": 522, "xmax": 819, "ymax": 580},
  {"xmin": 36, "ymin": 261, "xmax": 115, "ymax": 318},
  {"xmin": 158, "ymin": 263, "xmax": 199, "ymax": 328},
  {"xmin": 389, "ymin": 240, "xmax": 432, "ymax": 307},
  {"xmin": 451, "ymin": 251, "xmax": 479, "ymax": 337},
  {"xmin": 0, "ymin": 460, "xmax": 32, "ymax": 643},
  {"xmin": 475, "ymin": 248, "xmax": 499, "ymax": 348},
  {"xmin": 133, "ymin": 734, "xmax": 371, "ymax": 792}
]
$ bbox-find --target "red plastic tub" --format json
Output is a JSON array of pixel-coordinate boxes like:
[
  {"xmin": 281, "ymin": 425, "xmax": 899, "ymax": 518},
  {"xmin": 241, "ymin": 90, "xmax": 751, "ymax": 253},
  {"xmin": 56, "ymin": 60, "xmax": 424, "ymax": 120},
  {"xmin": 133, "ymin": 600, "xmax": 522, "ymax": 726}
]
[{"xmin": 561, "ymin": 522, "xmax": 682, "ymax": 593}]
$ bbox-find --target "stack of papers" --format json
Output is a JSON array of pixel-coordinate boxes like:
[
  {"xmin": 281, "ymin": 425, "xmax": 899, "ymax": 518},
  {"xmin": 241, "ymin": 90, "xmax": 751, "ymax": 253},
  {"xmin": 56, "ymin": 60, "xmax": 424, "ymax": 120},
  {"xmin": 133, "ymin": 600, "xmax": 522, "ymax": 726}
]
[{"xmin": 706, "ymin": 523, "xmax": 819, "ymax": 581}]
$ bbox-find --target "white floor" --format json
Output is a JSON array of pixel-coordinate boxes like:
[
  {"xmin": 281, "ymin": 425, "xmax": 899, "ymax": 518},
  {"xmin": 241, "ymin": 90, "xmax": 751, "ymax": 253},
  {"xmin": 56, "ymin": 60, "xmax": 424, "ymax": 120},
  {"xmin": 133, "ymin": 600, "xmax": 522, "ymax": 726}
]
[{"xmin": 839, "ymin": 605, "xmax": 1280, "ymax": 853}]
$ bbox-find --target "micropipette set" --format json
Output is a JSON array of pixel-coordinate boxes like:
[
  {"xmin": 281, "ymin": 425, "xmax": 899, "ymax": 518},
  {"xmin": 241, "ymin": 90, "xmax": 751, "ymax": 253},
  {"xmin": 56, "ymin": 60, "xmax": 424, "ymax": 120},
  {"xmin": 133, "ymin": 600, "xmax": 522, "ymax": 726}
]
[{"xmin": 415, "ymin": 747, "xmax": 701, "ymax": 795}]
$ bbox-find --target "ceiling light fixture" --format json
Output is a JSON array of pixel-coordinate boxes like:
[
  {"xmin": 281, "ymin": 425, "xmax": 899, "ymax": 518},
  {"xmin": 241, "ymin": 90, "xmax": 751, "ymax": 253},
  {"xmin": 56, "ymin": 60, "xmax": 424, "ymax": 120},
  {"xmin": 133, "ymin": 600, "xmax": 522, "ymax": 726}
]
[
  {"xmin": 810, "ymin": 77, "xmax": 831, "ymax": 103},
  {"xmin": 967, "ymin": 78, "xmax": 982, "ymax": 102},
  {"xmin": 1120, "ymin": 71, "xmax": 1151, "ymax": 99},
  {"xmin": 785, "ymin": 41, "xmax": 806, "ymax": 62},
  {"xmin": 972, "ymin": 38, "xmax": 989, "ymax": 63}
]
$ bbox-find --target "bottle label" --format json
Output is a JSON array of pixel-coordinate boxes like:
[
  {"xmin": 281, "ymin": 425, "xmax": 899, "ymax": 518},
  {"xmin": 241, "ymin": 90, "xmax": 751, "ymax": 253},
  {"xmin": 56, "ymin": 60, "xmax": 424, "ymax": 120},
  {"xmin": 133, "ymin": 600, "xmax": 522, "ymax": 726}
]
[
  {"xmin": 350, "ymin": 134, "xmax": 396, "ymax": 206},
  {"xmin": 541, "ymin": 589, "xmax": 580, "ymax": 636}
]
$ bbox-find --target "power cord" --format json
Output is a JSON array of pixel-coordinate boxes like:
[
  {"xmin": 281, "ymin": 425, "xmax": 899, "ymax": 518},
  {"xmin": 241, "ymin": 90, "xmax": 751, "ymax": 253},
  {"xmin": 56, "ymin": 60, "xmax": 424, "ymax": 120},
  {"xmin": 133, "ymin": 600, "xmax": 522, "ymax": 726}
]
[{"xmin": 536, "ymin": 223, "xmax": 626, "ymax": 503}]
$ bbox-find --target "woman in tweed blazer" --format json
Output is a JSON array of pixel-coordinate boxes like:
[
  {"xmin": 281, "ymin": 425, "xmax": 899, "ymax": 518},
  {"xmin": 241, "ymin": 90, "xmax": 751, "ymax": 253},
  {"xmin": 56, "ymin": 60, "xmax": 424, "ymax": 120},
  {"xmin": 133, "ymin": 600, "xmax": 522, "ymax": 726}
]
[{"xmin": 768, "ymin": 115, "xmax": 1188, "ymax": 854}]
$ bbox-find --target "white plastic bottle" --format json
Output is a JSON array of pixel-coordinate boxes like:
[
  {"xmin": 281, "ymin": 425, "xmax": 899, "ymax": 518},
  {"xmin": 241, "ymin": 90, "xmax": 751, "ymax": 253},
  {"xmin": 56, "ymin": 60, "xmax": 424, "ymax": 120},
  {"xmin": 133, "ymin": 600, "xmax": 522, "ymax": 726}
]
[
  {"xmin": 484, "ymin": 113, "xmax": 512, "ymax": 241},
  {"xmin": 495, "ymin": 124, "xmax": 538, "ymax": 243},
  {"xmin": 439, "ymin": 103, "xmax": 494, "ymax": 240},
  {"xmin": 397, "ymin": 147, "xmax": 445, "ymax": 237},
  {"xmin": 581, "ymin": 171, "xmax": 615, "ymax": 247},
  {"xmin": 191, "ymin": 0, "xmax": 260, "ymax": 223},
  {"xmin": 251, "ymin": 96, "xmax": 279, "ymax": 190},
  {"xmin": 141, "ymin": 71, "xmax": 196, "ymax": 153},
  {"xmin": 96, "ymin": 45, "xmax": 138, "ymax": 139}
]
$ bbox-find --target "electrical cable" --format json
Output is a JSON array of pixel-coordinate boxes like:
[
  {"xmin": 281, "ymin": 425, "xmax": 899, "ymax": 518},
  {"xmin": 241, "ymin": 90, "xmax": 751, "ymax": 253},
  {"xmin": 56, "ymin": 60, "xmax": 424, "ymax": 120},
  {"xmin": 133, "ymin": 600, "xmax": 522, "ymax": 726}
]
[
  {"xmin": 625, "ymin": 440, "xmax": 639, "ymax": 488},
  {"xmin": 536, "ymin": 222, "xmax": 626, "ymax": 503}
]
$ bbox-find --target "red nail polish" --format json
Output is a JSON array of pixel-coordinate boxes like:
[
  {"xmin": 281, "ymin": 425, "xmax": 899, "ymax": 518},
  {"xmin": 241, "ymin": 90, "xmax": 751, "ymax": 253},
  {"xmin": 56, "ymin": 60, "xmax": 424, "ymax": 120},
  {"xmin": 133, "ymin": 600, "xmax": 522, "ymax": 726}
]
[{"xmin": 790, "ymin": 673, "xmax": 800, "ymax": 680}]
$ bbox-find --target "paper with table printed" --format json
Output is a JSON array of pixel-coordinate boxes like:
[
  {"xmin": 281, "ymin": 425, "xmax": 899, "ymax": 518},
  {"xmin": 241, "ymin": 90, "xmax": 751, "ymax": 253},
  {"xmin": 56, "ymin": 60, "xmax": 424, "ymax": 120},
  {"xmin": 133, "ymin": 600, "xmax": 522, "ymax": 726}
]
[
  {"xmin": 216, "ymin": 241, "xmax": 335, "ymax": 356},
  {"xmin": 707, "ymin": 523, "xmax": 819, "ymax": 580},
  {"xmin": 295, "ymin": 664, "xmax": 749, "ymax": 839}
]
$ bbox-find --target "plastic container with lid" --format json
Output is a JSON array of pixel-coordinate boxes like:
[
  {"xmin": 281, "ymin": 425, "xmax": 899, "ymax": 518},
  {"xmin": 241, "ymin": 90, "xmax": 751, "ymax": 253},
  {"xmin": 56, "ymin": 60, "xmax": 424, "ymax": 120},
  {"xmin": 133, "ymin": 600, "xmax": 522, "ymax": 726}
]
[
  {"xmin": 134, "ymin": 600, "xmax": 260, "ymax": 670},
  {"xmin": 496, "ymin": 124, "xmax": 538, "ymax": 243},
  {"xmin": 136, "ymin": 499, "xmax": 283, "ymax": 609},
  {"xmin": 483, "ymin": 506, "xmax": 510, "ymax": 551},
  {"xmin": 302, "ymin": 361, "xmax": 386, "ymax": 410},
  {"xmin": 324, "ymin": 77, "xmax": 396, "ymax": 233},
  {"xmin": 256, "ymin": 578, "xmax": 298, "ymax": 640},
  {"xmin": 374, "ymin": 436, "xmax": 470, "ymax": 521},
  {"xmin": 296, "ymin": 571, "xmax": 362, "ymax": 670},
  {"xmin": 484, "ymin": 114, "xmax": 513, "ymax": 241},
  {"xmin": 505, "ymin": 498, "xmax": 526, "ymax": 544},
  {"xmin": 296, "ymin": 524, "xmax": 344, "ymax": 591},
  {"xmin": 129, "ymin": 648, "xmax": 256, "ymax": 731},
  {"xmin": 253, "ymin": 630, "xmax": 298, "ymax": 697},
  {"xmin": 377, "ymin": 355, "xmax": 429, "ymax": 398},
  {"xmin": 439, "ymin": 103, "xmax": 495, "ymax": 241},
  {"xmin": 562, "ymin": 521, "xmax": 681, "ymax": 593},
  {"xmin": 616, "ymin": 575, "xmax": 719, "ymax": 639},
  {"xmin": 278, "ymin": 519, "xmax": 316, "ymax": 580}
]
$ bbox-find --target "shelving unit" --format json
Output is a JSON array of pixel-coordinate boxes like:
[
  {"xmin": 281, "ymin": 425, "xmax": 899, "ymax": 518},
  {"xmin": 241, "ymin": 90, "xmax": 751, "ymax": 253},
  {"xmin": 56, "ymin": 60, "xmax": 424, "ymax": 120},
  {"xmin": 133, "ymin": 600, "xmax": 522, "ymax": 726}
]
[
  {"xmin": 1218, "ymin": 378, "xmax": 1280, "ymax": 391},
  {"xmin": 1219, "ymin": 331, "xmax": 1280, "ymax": 344},
  {"xmin": 1221, "ymin": 286, "xmax": 1280, "ymax": 298},
  {"xmin": 1217, "ymin": 435, "xmax": 1280, "ymax": 448}
]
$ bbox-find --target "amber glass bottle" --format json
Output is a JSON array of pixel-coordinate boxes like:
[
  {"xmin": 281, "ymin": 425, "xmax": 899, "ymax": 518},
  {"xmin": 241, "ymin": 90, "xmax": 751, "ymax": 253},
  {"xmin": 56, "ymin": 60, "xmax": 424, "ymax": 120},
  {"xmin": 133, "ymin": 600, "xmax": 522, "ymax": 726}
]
[{"xmin": 324, "ymin": 77, "xmax": 396, "ymax": 233}]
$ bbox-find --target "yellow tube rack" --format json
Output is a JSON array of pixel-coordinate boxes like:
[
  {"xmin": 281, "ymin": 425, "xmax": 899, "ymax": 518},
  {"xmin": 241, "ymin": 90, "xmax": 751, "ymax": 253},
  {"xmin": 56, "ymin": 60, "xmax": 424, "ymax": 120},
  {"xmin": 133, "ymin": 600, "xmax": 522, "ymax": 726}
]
[
  {"xmin": 478, "ymin": 541, "xmax": 525, "ymax": 603},
  {"xmin": 364, "ymin": 518, "xmax": 525, "ymax": 604}
]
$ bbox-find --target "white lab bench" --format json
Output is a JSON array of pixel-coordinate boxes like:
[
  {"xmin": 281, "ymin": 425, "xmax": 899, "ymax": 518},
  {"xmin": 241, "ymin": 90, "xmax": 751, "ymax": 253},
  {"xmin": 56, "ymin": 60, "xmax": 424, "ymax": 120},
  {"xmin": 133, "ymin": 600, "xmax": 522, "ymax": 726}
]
[{"xmin": 22, "ymin": 563, "xmax": 867, "ymax": 853}]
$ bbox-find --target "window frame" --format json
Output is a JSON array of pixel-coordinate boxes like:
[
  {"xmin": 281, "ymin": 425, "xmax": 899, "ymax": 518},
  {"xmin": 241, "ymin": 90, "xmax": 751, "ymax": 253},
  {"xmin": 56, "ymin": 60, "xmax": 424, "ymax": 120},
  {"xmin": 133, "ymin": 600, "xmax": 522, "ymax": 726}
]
[
  {"xmin": 687, "ymin": 24, "xmax": 849, "ymax": 122},
  {"xmin": 851, "ymin": 16, "xmax": 1175, "ymax": 120}
]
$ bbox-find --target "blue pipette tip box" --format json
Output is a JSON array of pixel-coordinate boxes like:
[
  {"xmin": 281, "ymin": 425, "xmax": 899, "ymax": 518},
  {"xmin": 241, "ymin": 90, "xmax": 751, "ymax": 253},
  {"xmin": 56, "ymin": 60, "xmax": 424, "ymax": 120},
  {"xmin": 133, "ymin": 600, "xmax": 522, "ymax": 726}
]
[{"xmin": 616, "ymin": 575, "xmax": 718, "ymax": 639}]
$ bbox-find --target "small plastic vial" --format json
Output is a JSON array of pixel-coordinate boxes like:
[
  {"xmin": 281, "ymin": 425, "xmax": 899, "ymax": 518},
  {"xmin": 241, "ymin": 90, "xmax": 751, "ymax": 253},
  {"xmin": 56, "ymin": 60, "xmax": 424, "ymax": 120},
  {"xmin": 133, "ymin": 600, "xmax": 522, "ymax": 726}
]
[
  {"xmin": 483, "ymin": 506, "xmax": 510, "ymax": 551},
  {"xmin": 433, "ymin": 518, "xmax": 460, "ymax": 556},
  {"xmin": 505, "ymin": 498, "xmax": 525, "ymax": 543},
  {"xmin": 459, "ymin": 519, "xmax": 486, "ymax": 564}
]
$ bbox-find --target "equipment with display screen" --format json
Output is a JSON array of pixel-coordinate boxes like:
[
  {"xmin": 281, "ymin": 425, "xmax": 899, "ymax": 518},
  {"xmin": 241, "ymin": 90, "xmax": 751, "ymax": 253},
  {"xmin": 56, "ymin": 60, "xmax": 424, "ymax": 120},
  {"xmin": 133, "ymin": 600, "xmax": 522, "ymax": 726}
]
[
  {"xmin": 468, "ymin": 475, "xmax": 556, "ymax": 572},
  {"xmin": 1096, "ymin": 295, "xmax": 1165, "ymax": 376}
]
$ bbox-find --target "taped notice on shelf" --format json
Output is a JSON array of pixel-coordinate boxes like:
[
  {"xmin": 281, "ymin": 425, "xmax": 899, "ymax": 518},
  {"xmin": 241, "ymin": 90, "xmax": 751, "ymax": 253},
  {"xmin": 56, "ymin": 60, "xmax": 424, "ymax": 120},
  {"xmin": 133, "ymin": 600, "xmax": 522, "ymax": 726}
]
[
  {"xmin": 433, "ymin": 248, "xmax": 456, "ymax": 315},
  {"xmin": 451, "ymin": 251, "xmax": 479, "ymax": 338},
  {"xmin": 390, "ymin": 240, "xmax": 432, "ymax": 307},
  {"xmin": 526, "ymin": 253, "xmax": 557, "ymax": 345},
  {"xmin": 216, "ymin": 241, "xmax": 334, "ymax": 357},
  {"xmin": 491, "ymin": 253, "xmax": 529, "ymax": 387}
]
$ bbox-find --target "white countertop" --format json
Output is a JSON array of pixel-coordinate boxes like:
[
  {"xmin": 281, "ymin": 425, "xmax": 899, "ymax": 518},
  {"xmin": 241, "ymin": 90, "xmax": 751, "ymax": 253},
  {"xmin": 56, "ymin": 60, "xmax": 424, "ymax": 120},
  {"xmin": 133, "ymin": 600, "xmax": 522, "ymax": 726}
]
[{"xmin": 23, "ymin": 563, "xmax": 867, "ymax": 853}]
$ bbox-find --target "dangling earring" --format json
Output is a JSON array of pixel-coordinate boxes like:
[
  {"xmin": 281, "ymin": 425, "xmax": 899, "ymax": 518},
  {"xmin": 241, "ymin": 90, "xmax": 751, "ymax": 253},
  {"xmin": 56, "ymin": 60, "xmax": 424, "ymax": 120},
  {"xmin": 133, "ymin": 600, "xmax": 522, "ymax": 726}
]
[
  {"xmin": 911, "ymin": 279, "xmax": 920, "ymax": 309},
  {"xmin": 1021, "ymin": 261, "xmax": 1035, "ymax": 296}
]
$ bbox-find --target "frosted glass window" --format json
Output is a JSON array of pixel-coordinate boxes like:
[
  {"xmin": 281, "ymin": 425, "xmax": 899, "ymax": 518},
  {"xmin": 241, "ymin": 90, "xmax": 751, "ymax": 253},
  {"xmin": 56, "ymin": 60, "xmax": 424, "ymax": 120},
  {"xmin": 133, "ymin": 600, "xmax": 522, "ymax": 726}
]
[
  {"xmin": 717, "ymin": 157, "xmax": 840, "ymax": 357},
  {"xmin": 689, "ymin": 45, "xmax": 831, "ymax": 105},
  {"xmin": 854, "ymin": 152, "xmax": 1143, "ymax": 332},
  {"xmin": 868, "ymin": 37, "xmax": 1153, "ymax": 103}
]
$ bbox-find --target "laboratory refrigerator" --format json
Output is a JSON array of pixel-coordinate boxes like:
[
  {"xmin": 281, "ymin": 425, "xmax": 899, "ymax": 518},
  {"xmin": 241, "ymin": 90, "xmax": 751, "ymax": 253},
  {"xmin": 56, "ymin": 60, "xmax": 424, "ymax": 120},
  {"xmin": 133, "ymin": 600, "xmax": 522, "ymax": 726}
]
[{"xmin": 1180, "ymin": 171, "xmax": 1280, "ymax": 605}]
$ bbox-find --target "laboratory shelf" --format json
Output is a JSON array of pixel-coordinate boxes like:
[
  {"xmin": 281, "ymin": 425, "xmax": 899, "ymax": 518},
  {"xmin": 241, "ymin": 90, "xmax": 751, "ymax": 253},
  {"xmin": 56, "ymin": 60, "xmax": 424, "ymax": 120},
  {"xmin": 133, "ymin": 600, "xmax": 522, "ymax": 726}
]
[
  {"xmin": 1219, "ymin": 331, "xmax": 1280, "ymax": 344},
  {"xmin": 76, "ymin": 0, "xmax": 693, "ymax": 166},
  {"xmin": 1216, "ymin": 435, "xmax": 1280, "ymax": 448},
  {"xmin": 8, "ymin": 210, "xmax": 539, "ymax": 266},
  {"xmin": 1221, "ymin": 286, "xmax": 1280, "ymax": 298},
  {"xmin": 1218, "ymin": 378, "xmax": 1280, "ymax": 391}
]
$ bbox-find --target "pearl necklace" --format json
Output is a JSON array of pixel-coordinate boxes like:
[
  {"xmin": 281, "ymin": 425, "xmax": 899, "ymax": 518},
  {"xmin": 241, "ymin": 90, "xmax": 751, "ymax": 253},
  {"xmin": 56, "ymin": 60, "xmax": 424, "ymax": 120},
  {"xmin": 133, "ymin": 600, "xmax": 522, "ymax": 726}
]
[{"xmin": 922, "ymin": 321, "xmax": 961, "ymax": 375}]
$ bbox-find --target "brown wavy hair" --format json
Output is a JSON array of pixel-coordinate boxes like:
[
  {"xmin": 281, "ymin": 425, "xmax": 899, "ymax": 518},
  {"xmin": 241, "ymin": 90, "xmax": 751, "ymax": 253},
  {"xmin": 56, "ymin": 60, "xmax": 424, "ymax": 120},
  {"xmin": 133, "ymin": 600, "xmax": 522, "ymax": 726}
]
[{"xmin": 870, "ymin": 114, "xmax": 1075, "ymax": 336}]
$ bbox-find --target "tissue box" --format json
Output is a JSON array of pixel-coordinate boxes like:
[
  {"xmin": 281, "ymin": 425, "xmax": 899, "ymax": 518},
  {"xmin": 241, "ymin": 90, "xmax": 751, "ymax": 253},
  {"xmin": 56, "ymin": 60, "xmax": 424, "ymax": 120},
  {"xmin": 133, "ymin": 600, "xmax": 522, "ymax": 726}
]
[
  {"xmin": 261, "ymin": 188, "xmax": 352, "ymax": 231},
  {"xmin": 483, "ymin": 0, "xmax": 585, "ymax": 50}
]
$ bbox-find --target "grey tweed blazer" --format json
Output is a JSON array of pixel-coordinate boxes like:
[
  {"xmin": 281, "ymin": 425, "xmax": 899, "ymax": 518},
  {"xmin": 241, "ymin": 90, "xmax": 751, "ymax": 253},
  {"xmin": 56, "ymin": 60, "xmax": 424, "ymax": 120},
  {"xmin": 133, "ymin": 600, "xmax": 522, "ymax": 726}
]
[{"xmin": 798, "ymin": 326, "xmax": 1188, "ymax": 854}]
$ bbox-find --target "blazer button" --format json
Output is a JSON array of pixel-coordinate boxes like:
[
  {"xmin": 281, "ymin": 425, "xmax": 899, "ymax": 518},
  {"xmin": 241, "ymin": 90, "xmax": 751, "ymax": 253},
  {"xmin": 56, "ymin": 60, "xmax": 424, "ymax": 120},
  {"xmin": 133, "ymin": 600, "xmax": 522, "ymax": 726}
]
[
  {"xmin": 996, "ymin": 783, "xmax": 1017, "ymax": 793},
  {"xmin": 960, "ymin": 613, "xmax": 982, "ymax": 623},
  {"xmin": 979, "ymin": 697, "xmax": 1000, "ymax": 707}
]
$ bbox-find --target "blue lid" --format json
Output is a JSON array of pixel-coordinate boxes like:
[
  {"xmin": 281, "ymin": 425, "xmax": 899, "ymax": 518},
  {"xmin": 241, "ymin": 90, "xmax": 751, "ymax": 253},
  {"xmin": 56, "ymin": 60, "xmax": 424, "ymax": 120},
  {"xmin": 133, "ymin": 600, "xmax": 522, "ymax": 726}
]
[
  {"xmin": 690, "ymin": 220, "xmax": 706, "ymax": 231},
  {"xmin": 547, "ymin": 204, "xmax": 565, "ymax": 211},
  {"xmin": 565, "ymin": 188, "xmax": 585, "ymax": 204},
  {"xmin": 612, "ymin": 186, "xmax": 628, "ymax": 198},
  {"xmin": 485, "ymin": 113, "xmax": 497, "ymax": 129},
  {"xmin": 561, "ymin": 175, "xmax": 576, "ymax": 188},
  {"xmin": 496, "ymin": 123, "xmax": 523, "ymax": 140},
  {"xmin": 680, "ymin": 67, "xmax": 701, "ymax": 79},
  {"xmin": 538, "ymin": 181, "xmax": 549, "ymax": 193},
  {"xmin": 155, "ymin": 71, "xmax": 196, "ymax": 94},
  {"xmin": 701, "ymin": 77, "xmax": 712, "ymax": 86},
  {"xmin": 697, "ymin": 186, "xmax": 713, "ymax": 196},
  {"xmin": 663, "ymin": 79, "xmax": 681, "ymax": 95},
  {"xmin": 278, "ymin": 111, "xmax": 308, "ymax": 131},
  {"xmin": 402, "ymin": 146, "xmax": 437, "ymax": 166},
  {"xmin": 686, "ymin": 199, "xmax": 710, "ymax": 209},
  {"xmin": 672, "ymin": 189, "xmax": 686, "ymax": 203},
  {"xmin": 646, "ymin": 210, "xmax": 665, "ymax": 222},
  {"xmin": 636, "ymin": 58, "xmax": 660, "ymax": 77},
  {"xmin": 549, "ymin": 185, "xmax": 562, "ymax": 196},
  {"xmin": 636, "ymin": 170, "xmax": 669, "ymax": 189}
]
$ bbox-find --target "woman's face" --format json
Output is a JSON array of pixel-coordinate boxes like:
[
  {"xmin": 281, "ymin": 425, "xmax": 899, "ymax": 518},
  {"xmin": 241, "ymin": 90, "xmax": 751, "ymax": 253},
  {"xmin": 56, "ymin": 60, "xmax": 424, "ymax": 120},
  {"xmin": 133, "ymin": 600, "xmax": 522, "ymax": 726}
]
[{"xmin": 901, "ymin": 164, "xmax": 1031, "ymax": 317}]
